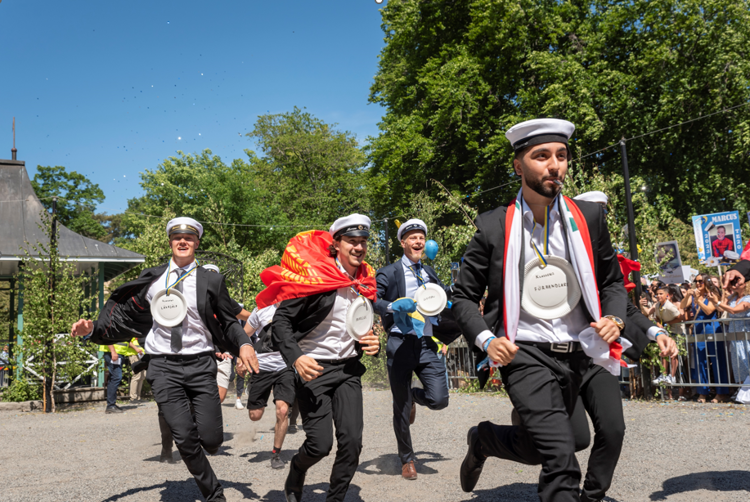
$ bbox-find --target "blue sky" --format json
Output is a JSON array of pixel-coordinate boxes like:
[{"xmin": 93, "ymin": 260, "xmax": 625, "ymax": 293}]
[{"xmin": 1, "ymin": 0, "xmax": 388, "ymax": 214}]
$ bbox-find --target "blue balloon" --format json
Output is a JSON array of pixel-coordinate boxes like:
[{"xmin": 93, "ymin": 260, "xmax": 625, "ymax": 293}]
[{"xmin": 425, "ymin": 240, "xmax": 439, "ymax": 261}]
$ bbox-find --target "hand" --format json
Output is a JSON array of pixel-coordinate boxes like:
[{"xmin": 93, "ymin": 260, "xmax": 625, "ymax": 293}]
[
  {"xmin": 136, "ymin": 348, "xmax": 145, "ymax": 355},
  {"xmin": 639, "ymin": 297, "xmax": 648, "ymax": 307},
  {"xmin": 71, "ymin": 319, "xmax": 94, "ymax": 337},
  {"xmin": 111, "ymin": 352, "xmax": 119, "ymax": 363},
  {"xmin": 656, "ymin": 334, "xmax": 678, "ymax": 358},
  {"xmin": 708, "ymin": 292, "xmax": 720, "ymax": 304},
  {"xmin": 723, "ymin": 270, "xmax": 745, "ymax": 290},
  {"xmin": 236, "ymin": 357, "xmax": 248, "ymax": 378},
  {"xmin": 391, "ymin": 298, "xmax": 418, "ymax": 313},
  {"xmin": 441, "ymin": 345, "xmax": 448, "ymax": 355},
  {"xmin": 591, "ymin": 318, "xmax": 620, "ymax": 344},
  {"xmin": 215, "ymin": 352, "xmax": 233, "ymax": 361},
  {"xmin": 359, "ymin": 330, "xmax": 380, "ymax": 356},
  {"xmin": 239, "ymin": 345, "xmax": 259, "ymax": 375},
  {"xmin": 486, "ymin": 337, "xmax": 518, "ymax": 366},
  {"xmin": 294, "ymin": 355, "xmax": 324, "ymax": 382}
]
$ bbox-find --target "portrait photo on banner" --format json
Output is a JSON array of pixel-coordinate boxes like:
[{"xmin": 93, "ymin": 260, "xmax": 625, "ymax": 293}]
[{"xmin": 691, "ymin": 210, "xmax": 743, "ymax": 264}]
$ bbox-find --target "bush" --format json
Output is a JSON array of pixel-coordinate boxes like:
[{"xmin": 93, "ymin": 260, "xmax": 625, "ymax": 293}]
[{"xmin": 1, "ymin": 377, "xmax": 42, "ymax": 402}]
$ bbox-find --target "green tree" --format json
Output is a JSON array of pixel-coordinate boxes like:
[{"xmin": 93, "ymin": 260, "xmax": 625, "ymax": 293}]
[
  {"xmin": 247, "ymin": 107, "xmax": 371, "ymax": 226},
  {"xmin": 31, "ymin": 166, "xmax": 107, "ymax": 240},
  {"xmin": 17, "ymin": 212, "xmax": 94, "ymax": 411},
  {"xmin": 368, "ymin": 0, "xmax": 750, "ymax": 222},
  {"xmin": 123, "ymin": 150, "xmax": 290, "ymax": 255}
]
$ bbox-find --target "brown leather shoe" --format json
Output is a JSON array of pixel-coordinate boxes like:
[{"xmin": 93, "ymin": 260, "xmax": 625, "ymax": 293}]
[
  {"xmin": 402, "ymin": 460, "xmax": 417, "ymax": 480},
  {"xmin": 409, "ymin": 402, "xmax": 416, "ymax": 425}
]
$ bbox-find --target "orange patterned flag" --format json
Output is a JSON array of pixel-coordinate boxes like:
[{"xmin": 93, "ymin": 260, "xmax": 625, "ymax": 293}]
[{"xmin": 255, "ymin": 230, "xmax": 377, "ymax": 309}]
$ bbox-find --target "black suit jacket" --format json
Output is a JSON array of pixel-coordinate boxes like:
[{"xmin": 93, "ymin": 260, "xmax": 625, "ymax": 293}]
[
  {"xmin": 452, "ymin": 199, "xmax": 628, "ymax": 347},
  {"xmin": 271, "ymin": 290, "xmax": 376, "ymax": 367},
  {"xmin": 624, "ymin": 301, "xmax": 653, "ymax": 360},
  {"xmin": 374, "ymin": 259, "xmax": 452, "ymax": 333},
  {"xmin": 89, "ymin": 263, "xmax": 250, "ymax": 356}
]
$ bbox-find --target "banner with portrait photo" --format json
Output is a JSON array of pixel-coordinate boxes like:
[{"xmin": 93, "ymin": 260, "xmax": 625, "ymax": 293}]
[{"xmin": 691, "ymin": 211, "xmax": 743, "ymax": 265}]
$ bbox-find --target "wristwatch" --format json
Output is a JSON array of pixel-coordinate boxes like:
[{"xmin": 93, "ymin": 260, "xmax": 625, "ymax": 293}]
[{"xmin": 603, "ymin": 315, "xmax": 625, "ymax": 331}]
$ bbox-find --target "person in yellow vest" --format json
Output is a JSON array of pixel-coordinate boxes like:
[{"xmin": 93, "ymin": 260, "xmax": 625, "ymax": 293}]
[
  {"xmin": 127, "ymin": 338, "xmax": 147, "ymax": 404},
  {"xmin": 98, "ymin": 340, "xmax": 138, "ymax": 414}
]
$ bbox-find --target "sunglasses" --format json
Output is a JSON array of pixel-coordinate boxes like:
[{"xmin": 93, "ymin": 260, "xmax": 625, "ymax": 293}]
[{"xmin": 695, "ymin": 279, "xmax": 704, "ymax": 284}]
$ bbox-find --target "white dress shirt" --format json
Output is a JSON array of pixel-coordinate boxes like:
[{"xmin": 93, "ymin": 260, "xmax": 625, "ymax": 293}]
[
  {"xmin": 248, "ymin": 304, "xmax": 286, "ymax": 373},
  {"xmin": 475, "ymin": 196, "xmax": 590, "ymax": 350},
  {"xmin": 298, "ymin": 263, "xmax": 359, "ymax": 360},
  {"xmin": 144, "ymin": 259, "xmax": 215, "ymax": 355},
  {"xmin": 388, "ymin": 254, "xmax": 437, "ymax": 337}
]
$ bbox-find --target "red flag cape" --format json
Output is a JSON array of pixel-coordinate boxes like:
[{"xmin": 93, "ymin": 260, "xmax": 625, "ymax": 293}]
[
  {"xmin": 741, "ymin": 240, "xmax": 750, "ymax": 261},
  {"xmin": 617, "ymin": 254, "xmax": 641, "ymax": 292},
  {"xmin": 255, "ymin": 230, "xmax": 377, "ymax": 309}
]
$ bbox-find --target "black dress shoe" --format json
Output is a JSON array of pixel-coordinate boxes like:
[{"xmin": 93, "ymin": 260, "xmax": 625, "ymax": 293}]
[
  {"xmin": 460, "ymin": 426, "xmax": 486, "ymax": 492},
  {"xmin": 105, "ymin": 406, "xmax": 124, "ymax": 414},
  {"xmin": 284, "ymin": 456, "xmax": 306, "ymax": 502}
]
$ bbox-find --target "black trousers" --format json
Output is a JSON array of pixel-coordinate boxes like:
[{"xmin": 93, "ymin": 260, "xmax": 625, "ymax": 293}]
[
  {"xmin": 478, "ymin": 344, "xmax": 589, "ymax": 502},
  {"xmin": 293, "ymin": 358, "xmax": 365, "ymax": 502},
  {"xmin": 571, "ymin": 364, "xmax": 626, "ymax": 501},
  {"xmin": 147, "ymin": 354, "xmax": 225, "ymax": 502},
  {"xmin": 386, "ymin": 333, "xmax": 450, "ymax": 464},
  {"xmin": 511, "ymin": 361, "xmax": 627, "ymax": 501}
]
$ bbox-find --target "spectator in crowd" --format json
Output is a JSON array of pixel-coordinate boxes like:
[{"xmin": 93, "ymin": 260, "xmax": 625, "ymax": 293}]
[
  {"xmin": 98, "ymin": 342, "xmax": 136, "ymax": 413},
  {"xmin": 714, "ymin": 281, "xmax": 750, "ymax": 388},
  {"xmin": 127, "ymin": 338, "xmax": 146, "ymax": 404},
  {"xmin": 650, "ymin": 285, "xmax": 682, "ymax": 387},
  {"xmin": 0, "ymin": 345, "xmax": 9, "ymax": 387},
  {"xmin": 639, "ymin": 289, "xmax": 656, "ymax": 319},
  {"xmin": 681, "ymin": 274, "xmax": 731, "ymax": 403}
]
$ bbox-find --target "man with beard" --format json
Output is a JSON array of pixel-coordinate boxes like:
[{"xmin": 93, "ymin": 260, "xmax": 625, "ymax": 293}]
[
  {"xmin": 257, "ymin": 214, "xmax": 381, "ymax": 502},
  {"xmin": 452, "ymin": 119, "xmax": 629, "ymax": 502},
  {"xmin": 71, "ymin": 217, "xmax": 259, "ymax": 502},
  {"xmin": 373, "ymin": 218, "xmax": 451, "ymax": 480}
]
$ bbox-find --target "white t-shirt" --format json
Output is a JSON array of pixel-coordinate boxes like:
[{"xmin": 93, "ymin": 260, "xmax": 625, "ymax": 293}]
[{"xmin": 249, "ymin": 304, "xmax": 286, "ymax": 373}]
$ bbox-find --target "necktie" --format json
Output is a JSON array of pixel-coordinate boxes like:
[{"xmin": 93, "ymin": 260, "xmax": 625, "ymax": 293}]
[
  {"xmin": 170, "ymin": 269, "xmax": 184, "ymax": 353},
  {"xmin": 413, "ymin": 263, "xmax": 423, "ymax": 286}
]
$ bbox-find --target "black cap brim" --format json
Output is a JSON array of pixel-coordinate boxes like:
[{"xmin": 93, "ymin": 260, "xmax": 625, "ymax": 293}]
[{"xmin": 335, "ymin": 229, "xmax": 370, "ymax": 239}]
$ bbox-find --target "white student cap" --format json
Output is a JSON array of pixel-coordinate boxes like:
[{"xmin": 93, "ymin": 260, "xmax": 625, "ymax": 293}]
[
  {"xmin": 505, "ymin": 118, "xmax": 575, "ymax": 152},
  {"xmin": 202, "ymin": 264, "xmax": 220, "ymax": 274},
  {"xmin": 329, "ymin": 214, "xmax": 371, "ymax": 239},
  {"xmin": 397, "ymin": 218, "xmax": 428, "ymax": 241},
  {"xmin": 167, "ymin": 217, "xmax": 203, "ymax": 238},
  {"xmin": 574, "ymin": 191, "xmax": 609, "ymax": 204}
]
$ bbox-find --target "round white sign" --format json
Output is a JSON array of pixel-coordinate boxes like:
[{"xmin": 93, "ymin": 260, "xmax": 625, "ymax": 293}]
[
  {"xmin": 415, "ymin": 283, "xmax": 448, "ymax": 317},
  {"xmin": 346, "ymin": 296, "xmax": 374, "ymax": 341},
  {"xmin": 151, "ymin": 289, "xmax": 188, "ymax": 328},
  {"xmin": 521, "ymin": 255, "xmax": 581, "ymax": 320}
]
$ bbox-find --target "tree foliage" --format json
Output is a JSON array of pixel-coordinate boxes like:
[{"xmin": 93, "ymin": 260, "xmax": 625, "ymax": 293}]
[
  {"xmin": 31, "ymin": 166, "xmax": 107, "ymax": 240},
  {"xmin": 17, "ymin": 212, "xmax": 95, "ymax": 411},
  {"xmin": 368, "ymin": 0, "xmax": 750, "ymax": 222},
  {"xmin": 247, "ymin": 107, "xmax": 371, "ymax": 226}
]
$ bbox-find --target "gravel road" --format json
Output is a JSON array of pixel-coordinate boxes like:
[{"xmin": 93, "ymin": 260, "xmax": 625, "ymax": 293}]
[{"xmin": 1, "ymin": 390, "xmax": 748, "ymax": 501}]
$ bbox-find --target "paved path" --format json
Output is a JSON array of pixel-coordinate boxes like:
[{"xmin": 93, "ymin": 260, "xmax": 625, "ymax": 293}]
[{"xmin": 1, "ymin": 390, "xmax": 748, "ymax": 501}]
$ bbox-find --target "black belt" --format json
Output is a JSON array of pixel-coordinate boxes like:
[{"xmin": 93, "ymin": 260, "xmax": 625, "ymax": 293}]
[
  {"xmin": 515, "ymin": 340, "xmax": 584, "ymax": 355},
  {"xmin": 151, "ymin": 351, "xmax": 215, "ymax": 362},
  {"xmin": 315, "ymin": 356, "xmax": 357, "ymax": 365}
]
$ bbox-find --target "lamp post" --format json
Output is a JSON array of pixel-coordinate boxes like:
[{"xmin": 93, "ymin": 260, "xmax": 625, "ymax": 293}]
[{"xmin": 619, "ymin": 140, "xmax": 642, "ymax": 300}]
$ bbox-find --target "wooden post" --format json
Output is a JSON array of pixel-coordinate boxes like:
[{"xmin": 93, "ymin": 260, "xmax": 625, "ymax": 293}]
[{"xmin": 97, "ymin": 265, "xmax": 105, "ymax": 387}]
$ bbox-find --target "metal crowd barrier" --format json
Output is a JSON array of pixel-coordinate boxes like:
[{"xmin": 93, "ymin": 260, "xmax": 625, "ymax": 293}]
[{"xmin": 444, "ymin": 317, "xmax": 750, "ymax": 396}]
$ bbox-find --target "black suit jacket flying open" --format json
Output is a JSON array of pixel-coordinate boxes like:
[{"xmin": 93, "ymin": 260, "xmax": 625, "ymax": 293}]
[{"xmin": 88, "ymin": 264, "xmax": 250, "ymax": 355}]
